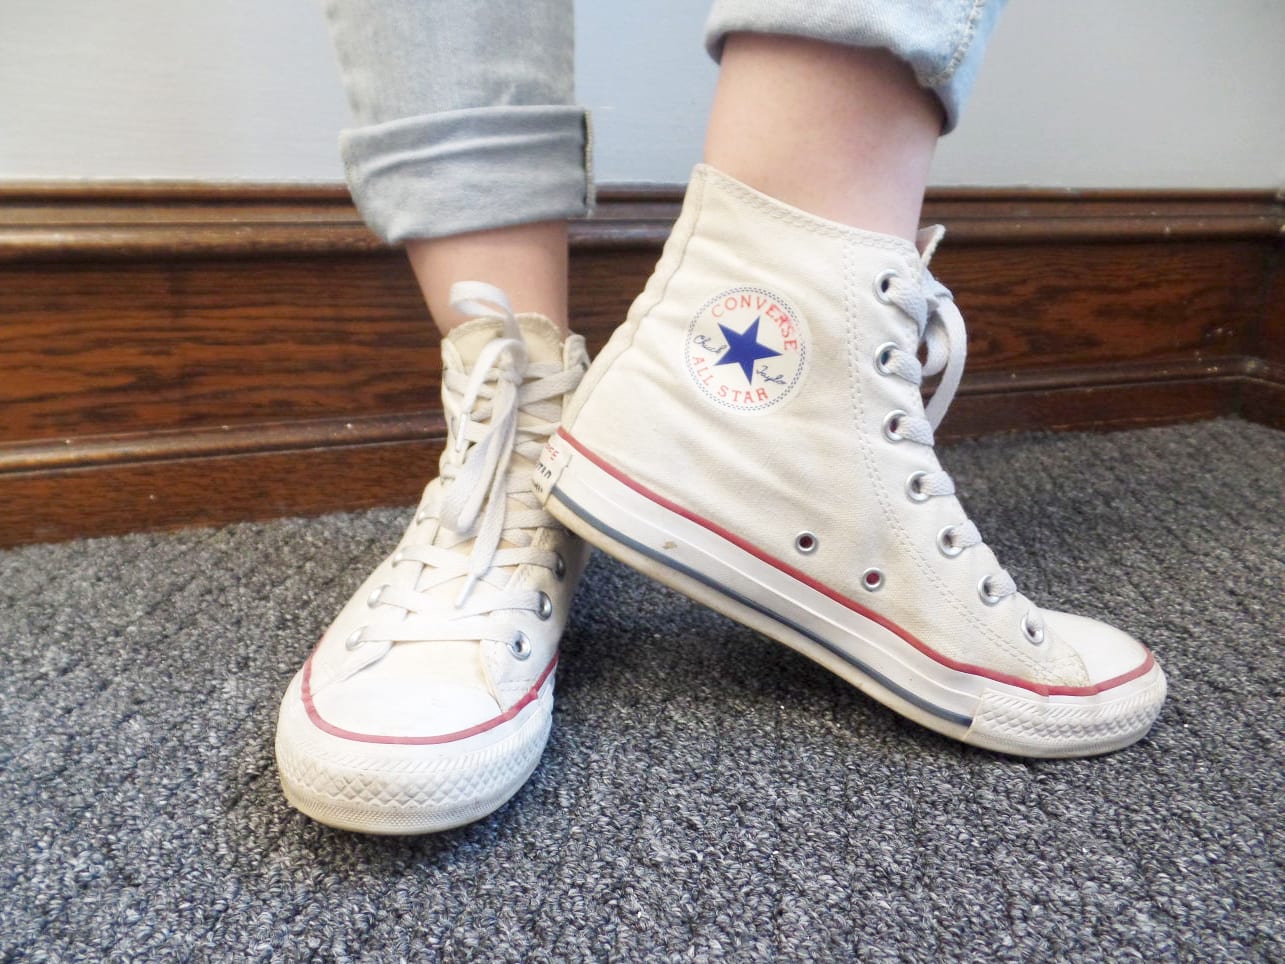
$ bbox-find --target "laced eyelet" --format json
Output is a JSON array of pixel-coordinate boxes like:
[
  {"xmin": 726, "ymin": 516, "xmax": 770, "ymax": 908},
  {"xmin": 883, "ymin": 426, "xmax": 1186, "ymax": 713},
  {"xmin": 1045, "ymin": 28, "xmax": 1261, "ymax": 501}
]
[
  {"xmin": 873, "ymin": 342, "xmax": 899, "ymax": 376},
  {"xmin": 861, "ymin": 568, "xmax": 884, "ymax": 591},
  {"xmin": 936, "ymin": 526, "xmax": 963, "ymax": 558},
  {"xmin": 874, "ymin": 269, "xmax": 898, "ymax": 304},
  {"xmin": 508, "ymin": 632, "xmax": 533, "ymax": 660},
  {"xmin": 366, "ymin": 585, "xmax": 386, "ymax": 608},
  {"xmin": 905, "ymin": 471, "xmax": 930, "ymax": 503},
  {"xmin": 977, "ymin": 577, "xmax": 1003, "ymax": 606},
  {"xmin": 882, "ymin": 410, "xmax": 908, "ymax": 443},
  {"xmin": 536, "ymin": 591, "xmax": 553, "ymax": 620},
  {"xmin": 1022, "ymin": 612, "xmax": 1045, "ymax": 645},
  {"xmin": 391, "ymin": 550, "xmax": 405, "ymax": 566},
  {"xmin": 553, "ymin": 553, "xmax": 567, "ymax": 580},
  {"xmin": 794, "ymin": 531, "xmax": 818, "ymax": 554},
  {"xmin": 344, "ymin": 628, "xmax": 365, "ymax": 651}
]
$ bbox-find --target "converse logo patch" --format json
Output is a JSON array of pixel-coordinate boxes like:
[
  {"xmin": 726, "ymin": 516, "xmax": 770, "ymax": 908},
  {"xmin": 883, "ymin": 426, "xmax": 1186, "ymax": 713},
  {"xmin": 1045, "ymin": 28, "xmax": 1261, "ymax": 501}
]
[{"xmin": 684, "ymin": 286, "xmax": 809, "ymax": 415}]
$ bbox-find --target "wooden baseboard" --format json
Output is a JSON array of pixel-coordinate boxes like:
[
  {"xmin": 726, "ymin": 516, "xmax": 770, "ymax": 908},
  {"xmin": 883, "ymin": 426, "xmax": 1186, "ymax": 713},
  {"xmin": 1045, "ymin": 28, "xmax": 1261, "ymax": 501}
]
[{"xmin": 1, "ymin": 183, "xmax": 1280, "ymax": 546}]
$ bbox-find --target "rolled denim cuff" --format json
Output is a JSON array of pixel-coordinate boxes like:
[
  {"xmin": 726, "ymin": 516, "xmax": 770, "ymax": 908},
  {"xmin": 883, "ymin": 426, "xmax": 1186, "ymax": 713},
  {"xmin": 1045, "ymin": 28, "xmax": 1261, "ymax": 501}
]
[
  {"xmin": 340, "ymin": 104, "xmax": 593, "ymax": 244},
  {"xmin": 704, "ymin": 0, "xmax": 1006, "ymax": 133}
]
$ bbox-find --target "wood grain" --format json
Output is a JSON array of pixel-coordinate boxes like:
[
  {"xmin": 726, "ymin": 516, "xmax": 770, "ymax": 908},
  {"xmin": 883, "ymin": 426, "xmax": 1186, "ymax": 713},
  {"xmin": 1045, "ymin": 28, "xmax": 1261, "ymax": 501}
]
[{"xmin": 0, "ymin": 183, "xmax": 1279, "ymax": 546}]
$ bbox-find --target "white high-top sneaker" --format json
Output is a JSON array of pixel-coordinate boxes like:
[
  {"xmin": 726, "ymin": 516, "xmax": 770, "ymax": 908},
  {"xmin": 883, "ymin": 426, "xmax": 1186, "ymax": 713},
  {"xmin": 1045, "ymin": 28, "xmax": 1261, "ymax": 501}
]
[
  {"xmin": 277, "ymin": 283, "xmax": 589, "ymax": 833},
  {"xmin": 535, "ymin": 165, "xmax": 1166, "ymax": 758}
]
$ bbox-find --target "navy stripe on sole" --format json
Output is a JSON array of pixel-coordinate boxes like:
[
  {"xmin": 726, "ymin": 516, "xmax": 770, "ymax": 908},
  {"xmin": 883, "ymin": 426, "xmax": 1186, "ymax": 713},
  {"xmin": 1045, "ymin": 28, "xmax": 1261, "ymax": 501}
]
[{"xmin": 552, "ymin": 484, "xmax": 973, "ymax": 730}]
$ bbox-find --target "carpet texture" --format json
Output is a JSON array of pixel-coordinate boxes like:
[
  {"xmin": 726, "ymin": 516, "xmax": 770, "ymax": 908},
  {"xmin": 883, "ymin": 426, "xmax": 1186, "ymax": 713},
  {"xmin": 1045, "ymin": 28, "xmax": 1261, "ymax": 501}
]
[{"xmin": 1, "ymin": 418, "xmax": 1281, "ymax": 963}]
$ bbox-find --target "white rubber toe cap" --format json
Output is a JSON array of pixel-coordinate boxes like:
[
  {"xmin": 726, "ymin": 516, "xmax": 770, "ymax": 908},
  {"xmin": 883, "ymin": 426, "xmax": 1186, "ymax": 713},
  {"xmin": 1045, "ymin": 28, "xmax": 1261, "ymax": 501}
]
[{"xmin": 1041, "ymin": 609, "xmax": 1156, "ymax": 686}]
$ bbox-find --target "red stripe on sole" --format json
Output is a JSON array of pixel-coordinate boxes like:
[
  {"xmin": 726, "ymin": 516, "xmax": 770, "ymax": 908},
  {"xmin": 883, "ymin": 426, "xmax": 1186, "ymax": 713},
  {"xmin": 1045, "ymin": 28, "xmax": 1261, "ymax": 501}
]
[
  {"xmin": 555, "ymin": 428, "xmax": 1154, "ymax": 698},
  {"xmin": 302, "ymin": 652, "xmax": 557, "ymax": 745}
]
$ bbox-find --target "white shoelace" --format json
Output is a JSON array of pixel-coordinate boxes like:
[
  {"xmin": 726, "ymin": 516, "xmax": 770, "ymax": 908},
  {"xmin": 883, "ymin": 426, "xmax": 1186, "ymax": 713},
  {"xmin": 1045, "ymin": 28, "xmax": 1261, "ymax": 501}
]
[
  {"xmin": 345, "ymin": 282, "xmax": 581, "ymax": 668},
  {"xmin": 880, "ymin": 268, "xmax": 1043, "ymax": 638}
]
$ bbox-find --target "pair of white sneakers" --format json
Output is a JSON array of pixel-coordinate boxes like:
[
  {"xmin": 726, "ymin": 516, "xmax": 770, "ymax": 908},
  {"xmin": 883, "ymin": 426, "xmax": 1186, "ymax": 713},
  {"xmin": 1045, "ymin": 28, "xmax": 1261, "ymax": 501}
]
[{"xmin": 275, "ymin": 166, "xmax": 1167, "ymax": 834}]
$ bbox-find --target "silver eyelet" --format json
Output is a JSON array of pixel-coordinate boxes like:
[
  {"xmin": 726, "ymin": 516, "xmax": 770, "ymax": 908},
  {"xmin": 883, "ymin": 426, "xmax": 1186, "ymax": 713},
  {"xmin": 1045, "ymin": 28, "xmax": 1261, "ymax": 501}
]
[
  {"xmin": 1022, "ymin": 612, "xmax": 1046, "ymax": 646},
  {"xmin": 508, "ymin": 632, "xmax": 533, "ymax": 660},
  {"xmin": 873, "ymin": 342, "xmax": 899, "ymax": 376},
  {"xmin": 391, "ymin": 550, "xmax": 405, "ymax": 565},
  {"xmin": 874, "ymin": 269, "xmax": 898, "ymax": 304},
  {"xmin": 906, "ymin": 471, "xmax": 931, "ymax": 503},
  {"xmin": 366, "ymin": 585, "xmax": 386, "ymax": 608},
  {"xmin": 344, "ymin": 628, "xmax": 365, "ymax": 651},
  {"xmin": 936, "ymin": 526, "xmax": 964, "ymax": 558},
  {"xmin": 977, "ymin": 576, "xmax": 1003, "ymax": 606},
  {"xmin": 553, "ymin": 553, "xmax": 567, "ymax": 580},
  {"xmin": 882, "ymin": 410, "xmax": 908, "ymax": 443},
  {"xmin": 536, "ymin": 591, "xmax": 553, "ymax": 620},
  {"xmin": 861, "ymin": 568, "xmax": 884, "ymax": 592},
  {"xmin": 794, "ymin": 531, "xmax": 819, "ymax": 554}
]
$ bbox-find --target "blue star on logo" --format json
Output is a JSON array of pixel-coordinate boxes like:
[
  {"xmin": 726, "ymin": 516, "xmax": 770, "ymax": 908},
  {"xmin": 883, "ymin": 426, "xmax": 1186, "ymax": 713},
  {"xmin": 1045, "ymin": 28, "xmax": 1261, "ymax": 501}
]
[{"xmin": 714, "ymin": 317, "xmax": 781, "ymax": 384}]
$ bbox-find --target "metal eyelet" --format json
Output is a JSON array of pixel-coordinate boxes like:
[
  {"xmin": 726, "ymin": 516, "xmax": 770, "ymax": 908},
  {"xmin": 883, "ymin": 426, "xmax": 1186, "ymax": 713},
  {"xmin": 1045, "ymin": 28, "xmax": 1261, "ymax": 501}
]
[
  {"xmin": 391, "ymin": 550, "xmax": 405, "ymax": 566},
  {"xmin": 874, "ymin": 269, "xmax": 898, "ymax": 304},
  {"xmin": 536, "ymin": 591, "xmax": 553, "ymax": 620},
  {"xmin": 366, "ymin": 585, "xmax": 386, "ymax": 608},
  {"xmin": 873, "ymin": 342, "xmax": 899, "ymax": 376},
  {"xmin": 508, "ymin": 632, "xmax": 533, "ymax": 660},
  {"xmin": 861, "ymin": 568, "xmax": 884, "ymax": 591},
  {"xmin": 906, "ymin": 471, "xmax": 931, "ymax": 503},
  {"xmin": 794, "ymin": 531, "xmax": 819, "ymax": 554},
  {"xmin": 344, "ymin": 628, "xmax": 365, "ymax": 651},
  {"xmin": 977, "ymin": 576, "xmax": 1003, "ymax": 606},
  {"xmin": 553, "ymin": 553, "xmax": 567, "ymax": 580},
  {"xmin": 1022, "ymin": 612, "xmax": 1046, "ymax": 646},
  {"xmin": 882, "ymin": 410, "xmax": 908, "ymax": 443},
  {"xmin": 936, "ymin": 526, "xmax": 964, "ymax": 558}
]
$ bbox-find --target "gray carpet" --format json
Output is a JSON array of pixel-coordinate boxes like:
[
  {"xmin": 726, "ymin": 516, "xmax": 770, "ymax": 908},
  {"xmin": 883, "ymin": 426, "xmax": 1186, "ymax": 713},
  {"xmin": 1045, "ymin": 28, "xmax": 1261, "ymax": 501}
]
[{"xmin": 1, "ymin": 418, "xmax": 1281, "ymax": 963}]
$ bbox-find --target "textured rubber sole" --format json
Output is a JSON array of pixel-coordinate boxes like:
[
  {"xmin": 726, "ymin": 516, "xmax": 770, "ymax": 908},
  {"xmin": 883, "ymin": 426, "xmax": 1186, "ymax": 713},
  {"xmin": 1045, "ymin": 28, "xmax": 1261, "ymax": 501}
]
[
  {"xmin": 536, "ymin": 431, "xmax": 1165, "ymax": 759},
  {"xmin": 275, "ymin": 672, "xmax": 555, "ymax": 834}
]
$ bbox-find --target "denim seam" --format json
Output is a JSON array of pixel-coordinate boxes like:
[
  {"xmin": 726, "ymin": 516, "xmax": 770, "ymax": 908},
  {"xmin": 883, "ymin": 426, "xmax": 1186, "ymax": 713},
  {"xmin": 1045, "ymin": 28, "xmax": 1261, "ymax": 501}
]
[{"xmin": 921, "ymin": 0, "xmax": 988, "ymax": 88}]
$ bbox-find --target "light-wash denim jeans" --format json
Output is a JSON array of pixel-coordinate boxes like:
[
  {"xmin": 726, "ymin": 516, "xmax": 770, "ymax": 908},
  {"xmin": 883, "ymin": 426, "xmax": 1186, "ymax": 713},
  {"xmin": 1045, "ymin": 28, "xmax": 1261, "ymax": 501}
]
[{"xmin": 323, "ymin": 0, "xmax": 1006, "ymax": 243}]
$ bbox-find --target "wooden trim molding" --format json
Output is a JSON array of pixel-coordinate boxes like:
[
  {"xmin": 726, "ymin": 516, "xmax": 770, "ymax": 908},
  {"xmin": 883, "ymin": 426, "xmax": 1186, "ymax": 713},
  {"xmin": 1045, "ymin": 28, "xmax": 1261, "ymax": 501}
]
[{"xmin": 0, "ymin": 183, "xmax": 1280, "ymax": 546}]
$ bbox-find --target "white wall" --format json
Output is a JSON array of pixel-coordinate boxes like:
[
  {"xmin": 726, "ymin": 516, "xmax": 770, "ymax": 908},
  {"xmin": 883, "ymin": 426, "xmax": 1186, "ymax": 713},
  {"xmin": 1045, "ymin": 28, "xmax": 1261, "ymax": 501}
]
[{"xmin": 1, "ymin": 0, "xmax": 1281, "ymax": 188}]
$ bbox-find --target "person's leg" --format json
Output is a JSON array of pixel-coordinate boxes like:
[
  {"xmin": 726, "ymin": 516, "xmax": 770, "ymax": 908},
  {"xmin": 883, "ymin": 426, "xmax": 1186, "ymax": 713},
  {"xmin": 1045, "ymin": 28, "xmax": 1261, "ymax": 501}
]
[
  {"xmin": 534, "ymin": 3, "xmax": 1166, "ymax": 758},
  {"xmin": 407, "ymin": 221, "xmax": 569, "ymax": 333},
  {"xmin": 704, "ymin": 35, "xmax": 940, "ymax": 242},
  {"xmin": 323, "ymin": 0, "xmax": 588, "ymax": 333},
  {"xmin": 276, "ymin": 0, "xmax": 590, "ymax": 834}
]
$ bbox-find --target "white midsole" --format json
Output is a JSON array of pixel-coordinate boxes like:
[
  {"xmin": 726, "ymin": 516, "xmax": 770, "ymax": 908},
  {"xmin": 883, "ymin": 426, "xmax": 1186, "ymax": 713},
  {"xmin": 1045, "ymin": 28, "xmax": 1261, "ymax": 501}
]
[{"xmin": 538, "ymin": 433, "xmax": 1164, "ymax": 754}]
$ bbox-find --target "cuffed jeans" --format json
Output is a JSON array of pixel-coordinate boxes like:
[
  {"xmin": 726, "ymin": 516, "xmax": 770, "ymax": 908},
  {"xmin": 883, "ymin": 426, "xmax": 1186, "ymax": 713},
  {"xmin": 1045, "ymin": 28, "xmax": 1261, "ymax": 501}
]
[{"xmin": 323, "ymin": 0, "xmax": 1006, "ymax": 244}]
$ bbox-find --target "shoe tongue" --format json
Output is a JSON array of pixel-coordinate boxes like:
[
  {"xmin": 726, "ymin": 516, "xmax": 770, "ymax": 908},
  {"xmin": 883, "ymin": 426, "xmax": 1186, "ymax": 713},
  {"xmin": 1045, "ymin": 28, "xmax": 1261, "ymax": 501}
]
[{"xmin": 444, "ymin": 313, "xmax": 566, "ymax": 368}]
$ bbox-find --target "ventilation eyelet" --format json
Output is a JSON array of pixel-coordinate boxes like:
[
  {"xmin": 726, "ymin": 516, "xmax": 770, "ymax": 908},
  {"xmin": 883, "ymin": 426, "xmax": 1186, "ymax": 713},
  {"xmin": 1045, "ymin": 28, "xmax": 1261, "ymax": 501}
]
[
  {"xmin": 1022, "ymin": 612, "xmax": 1046, "ymax": 645},
  {"xmin": 536, "ymin": 591, "xmax": 553, "ymax": 620},
  {"xmin": 861, "ymin": 568, "xmax": 884, "ymax": 591},
  {"xmin": 882, "ymin": 410, "xmax": 908, "ymax": 443},
  {"xmin": 874, "ymin": 269, "xmax": 898, "ymax": 304},
  {"xmin": 906, "ymin": 471, "xmax": 931, "ymax": 503},
  {"xmin": 977, "ymin": 577, "xmax": 1003, "ymax": 606},
  {"xmin": 873, "ymin": 342, "xmax": 899, "ymax": 376},
  {"xmin": 794, "ymin": 532, "xmax": 819, "ymax": 554},
  {"xmin": 508, "ymin": 632, "xmax": 533, "ymax": 660},
  {"xmin": 936, "ymin": 526, "xmax": 963, "ymax": 558}
]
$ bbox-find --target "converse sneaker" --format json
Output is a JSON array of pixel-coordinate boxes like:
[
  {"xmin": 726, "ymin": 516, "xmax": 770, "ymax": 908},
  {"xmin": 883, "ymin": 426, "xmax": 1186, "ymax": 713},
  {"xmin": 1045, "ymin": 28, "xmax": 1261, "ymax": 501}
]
[
  {"xmin": 276, "ymin": 282, "xmax": 589, "ymax": 832},
  {"xmin": 535, "ymin": 165, "xmax": 1166, "ymax": 757}
]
